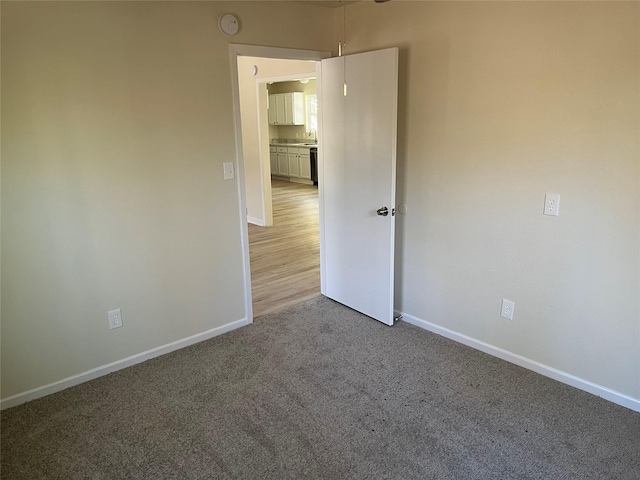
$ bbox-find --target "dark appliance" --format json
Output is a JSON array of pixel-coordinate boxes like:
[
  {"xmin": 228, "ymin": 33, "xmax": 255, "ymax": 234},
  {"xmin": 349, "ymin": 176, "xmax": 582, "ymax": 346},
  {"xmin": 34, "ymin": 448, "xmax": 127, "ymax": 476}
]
[{"xmin": 310, "ymin": 147, "xmax": 318, "ymax": 185}]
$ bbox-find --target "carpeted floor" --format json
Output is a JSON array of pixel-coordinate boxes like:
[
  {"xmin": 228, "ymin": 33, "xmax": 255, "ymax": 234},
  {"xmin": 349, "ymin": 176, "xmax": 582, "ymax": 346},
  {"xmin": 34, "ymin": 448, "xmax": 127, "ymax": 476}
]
[{"xmin": 2, "ymin": 296, "xmax": 639, "ymax": 479}]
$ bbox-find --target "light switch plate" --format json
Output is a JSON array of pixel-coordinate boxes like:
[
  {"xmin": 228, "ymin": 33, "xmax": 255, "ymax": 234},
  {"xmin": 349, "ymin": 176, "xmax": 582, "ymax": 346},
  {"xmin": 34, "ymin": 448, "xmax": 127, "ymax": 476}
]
[
  {"xmin": 223, "ymin": 162, "xmax": 235, "ymax": 180},
  {"xmin": 544, "ymin": 193, "xmax": 560, "ymax": 216}
]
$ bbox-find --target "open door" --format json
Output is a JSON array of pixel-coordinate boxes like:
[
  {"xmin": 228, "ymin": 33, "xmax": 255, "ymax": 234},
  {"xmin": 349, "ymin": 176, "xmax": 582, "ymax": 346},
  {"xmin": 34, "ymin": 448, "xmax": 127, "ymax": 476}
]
[{"xmin": 319, "ymin": 48, "xmax": 398, "ymax": 326}]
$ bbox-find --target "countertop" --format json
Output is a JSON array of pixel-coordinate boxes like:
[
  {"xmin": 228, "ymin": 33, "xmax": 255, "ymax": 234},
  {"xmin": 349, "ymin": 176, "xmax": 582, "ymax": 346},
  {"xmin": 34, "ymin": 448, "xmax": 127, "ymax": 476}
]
[{"xmin": 270, "ymin": 141, "xmax": 317, "ymax": 148}]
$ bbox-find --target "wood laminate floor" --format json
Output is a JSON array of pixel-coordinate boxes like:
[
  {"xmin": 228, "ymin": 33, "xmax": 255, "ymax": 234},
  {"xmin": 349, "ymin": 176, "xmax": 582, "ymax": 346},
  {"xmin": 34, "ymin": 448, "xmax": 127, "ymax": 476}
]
[{"xmin": 248, "ymin": 180, "xmax": 320, "ymax": 318}]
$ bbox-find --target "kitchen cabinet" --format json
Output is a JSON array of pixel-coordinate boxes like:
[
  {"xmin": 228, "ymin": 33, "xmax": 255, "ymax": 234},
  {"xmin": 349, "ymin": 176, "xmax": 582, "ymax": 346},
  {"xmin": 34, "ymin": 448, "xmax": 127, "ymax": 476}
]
[
  {"xmin": 287, "ymin": 147, "xmax": 311, "ymax": 181},
  {"xmin": 269, "ymin": 146, "xmax": 277, "ymax": 174},
  {"xmin": 268, "ymin": 97, "xmax": 274, "ymax": 124},
  {"xmin": 277, "ymin": 154, "xmax": 289, "ymax": 176},
  {"xmin": 288, "ymin": 151, "xmax": 300, "ymax": 178},
  {"xmin": 267, "ymin": 96, "xmax": 281, "ymax": 125},
  {"xmin": 268, "ymin": 93, "xmax": 304, "ymax": 125},
  {"xmin": 299, "ymin": 150, "xmax": 311, "ymax": 180},
  {"xmin": 276, "ymin": 147, "xmax": 289, "ymax": 176},
  {"xmin": 270, "ymin": 145, "xmax": 313, "ymax": 183}
]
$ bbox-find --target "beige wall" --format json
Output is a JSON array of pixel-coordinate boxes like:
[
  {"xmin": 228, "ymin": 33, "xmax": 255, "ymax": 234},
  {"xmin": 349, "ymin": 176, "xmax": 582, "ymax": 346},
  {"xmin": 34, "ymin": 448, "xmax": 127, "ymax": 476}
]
[
  {"xmin": 1, "ymin": 1, "xmax": 333, "ymax": 400},
  {"xmin": 337, "ymin": 1, "xmax": 640, "ymax": 399},
  {"xmin": 238, "ymin": 57, "xmax": 316, "ymax": 225},
  {"xmin": 2, "ymin": 1, "xmax": 639, "ymax": 406}
]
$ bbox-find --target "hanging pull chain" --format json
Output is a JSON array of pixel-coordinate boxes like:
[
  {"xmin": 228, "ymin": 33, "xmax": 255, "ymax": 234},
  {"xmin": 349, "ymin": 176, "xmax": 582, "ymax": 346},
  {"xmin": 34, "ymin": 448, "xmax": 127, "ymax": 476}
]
[{"xmin": 342, "ymin": 1, "xmax": 347, "ymax": 96}]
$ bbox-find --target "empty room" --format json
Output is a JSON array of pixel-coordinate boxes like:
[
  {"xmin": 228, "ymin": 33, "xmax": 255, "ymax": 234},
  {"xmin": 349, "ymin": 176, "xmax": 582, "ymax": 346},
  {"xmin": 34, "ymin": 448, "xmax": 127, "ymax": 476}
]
[{"xmin": 2, "ymin": 1, "xmax": 639, "ymax": 478}]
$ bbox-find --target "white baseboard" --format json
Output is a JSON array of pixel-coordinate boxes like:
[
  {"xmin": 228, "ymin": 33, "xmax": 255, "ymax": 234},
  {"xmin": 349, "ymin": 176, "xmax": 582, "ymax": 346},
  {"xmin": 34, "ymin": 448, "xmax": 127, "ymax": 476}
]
[
  {"xmin": 396, "ymin": 310, "xmax": 640, "ymax": 413},
  {"xmin": 247, "ymin": 216, "xmax": 265, "ymax": 226},
  {"xmin": 289, "ymin": 178, "xmax": 314, "ymax": 185},
  {"xmin": 1, "ymin": 317, "xmax": 250, "ymax": 410},
  {"xmin": 270, "ymin": 175, "xmax": 289, "ymax": 181}
]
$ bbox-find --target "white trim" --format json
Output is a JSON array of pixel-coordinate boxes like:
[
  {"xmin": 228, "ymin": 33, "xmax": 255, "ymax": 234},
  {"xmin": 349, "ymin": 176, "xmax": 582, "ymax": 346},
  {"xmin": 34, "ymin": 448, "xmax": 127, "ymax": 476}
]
[
  {"xmin": 229, "ymin": 46, "xmax": 254, "ymax": 325},
  {"xmin": 289, "ymin": 178, "xmax": 314, "ymax": 186},
  {"xmin": 247, "ymin": 216, "xmax": 265, "ymax": 226},
  {"xmin": 1, "ymin": 317, "xmax": 249, "ymax": 410},
  {"xmin": 396, "ymin": 310, "xmax": 640, "ymax": 413},
  {"xmin": 254, "ymin": 82, "xmax": 268, "ymax": 227},
  {"xmin": 228, "ymin": 44, "xmax": 331, "ymax": 326},
  {"xmin": 255, "ymin": 73, "xmax": 316, "ymax": 228},
  {"xmin": 316, "ymin": 61, "xmax": 326, "ymax": 296}
]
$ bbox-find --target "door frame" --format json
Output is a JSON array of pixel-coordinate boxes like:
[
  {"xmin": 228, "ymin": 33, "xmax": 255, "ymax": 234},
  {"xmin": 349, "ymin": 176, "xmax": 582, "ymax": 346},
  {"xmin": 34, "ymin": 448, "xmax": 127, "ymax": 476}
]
[
  {"xmin": 229, "ymin": 44, "xmax": 331, "ymax": 323},
  {"xmin": 254, "ymin": 71, "xmax": 316, "ymax": 228}
]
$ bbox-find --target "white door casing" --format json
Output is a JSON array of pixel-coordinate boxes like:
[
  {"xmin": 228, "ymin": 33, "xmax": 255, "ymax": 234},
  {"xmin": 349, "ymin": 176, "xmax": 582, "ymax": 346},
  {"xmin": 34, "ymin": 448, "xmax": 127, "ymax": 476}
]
[
  {"xmin": 229, "ymin": 44, "xmax": 331, "ymax": 323},
  {"xmin": 319, "ymin": 48, "xmax": 399, "ymax": 326}
]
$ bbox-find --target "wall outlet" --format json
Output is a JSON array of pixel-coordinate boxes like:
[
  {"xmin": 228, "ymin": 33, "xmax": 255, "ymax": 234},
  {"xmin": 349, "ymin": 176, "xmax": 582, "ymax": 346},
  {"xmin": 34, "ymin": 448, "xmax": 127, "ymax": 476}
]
[
  {"xmin": 500, "ymin": 299, "xmax": 515, "ymax": 320},
  {"xmin": 544, "ymin": 193, "xmax": 560, "ymax": 216},
  {"xmin": 108, "ymin": 309, "xmax": 123, "ymax": 329}
]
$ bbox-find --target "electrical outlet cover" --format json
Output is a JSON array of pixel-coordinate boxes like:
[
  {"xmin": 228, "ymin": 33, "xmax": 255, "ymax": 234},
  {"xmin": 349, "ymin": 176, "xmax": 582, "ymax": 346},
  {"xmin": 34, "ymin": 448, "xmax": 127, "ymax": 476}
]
[
  {"xmin": 544, "ymin": 193, "xmax": 560, "ymax": 216},
  {"xmin": 108, "ymin": 308, "xmax": 123, "ymax": 329},
  {"xmin": 501, "ymin": 299, "xmax": 515, "ymax": 320}
]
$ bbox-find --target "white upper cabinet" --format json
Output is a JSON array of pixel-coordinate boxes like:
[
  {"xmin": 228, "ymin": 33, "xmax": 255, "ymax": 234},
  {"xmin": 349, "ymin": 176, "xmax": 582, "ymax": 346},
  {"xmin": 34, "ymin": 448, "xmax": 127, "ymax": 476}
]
[
  {"xmin": 275, "ymin": 95, "xmax": 286, "ymax": 124},
  {"xmin": 268, "ymin": 96, "xmax": 277, "ymax": 125},
  {"xmin": 268, "ymin": 92, "xmax": 304, "ymax": 125}
]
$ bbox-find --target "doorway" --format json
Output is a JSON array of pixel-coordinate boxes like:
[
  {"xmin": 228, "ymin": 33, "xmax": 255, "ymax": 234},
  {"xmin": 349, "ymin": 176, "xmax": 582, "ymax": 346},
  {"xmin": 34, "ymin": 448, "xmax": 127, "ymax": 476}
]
[
  {"xmin": 232, "ymin": 45, "xmax": 399, "ymax": 326},
  {"xmin": 229, "ymin": 45, "xmax": 331, "ymax": 322},
  {"xmin": 252, "ymin": 75, "xmax": 320, "ymax": 317}
]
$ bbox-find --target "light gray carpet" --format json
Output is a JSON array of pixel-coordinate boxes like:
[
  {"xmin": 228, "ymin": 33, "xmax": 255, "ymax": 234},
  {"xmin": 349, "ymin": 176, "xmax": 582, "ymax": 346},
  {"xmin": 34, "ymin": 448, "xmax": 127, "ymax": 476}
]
[{"xmin": 2, "ymin": 296, "xmax": 639, "ymax": 479}]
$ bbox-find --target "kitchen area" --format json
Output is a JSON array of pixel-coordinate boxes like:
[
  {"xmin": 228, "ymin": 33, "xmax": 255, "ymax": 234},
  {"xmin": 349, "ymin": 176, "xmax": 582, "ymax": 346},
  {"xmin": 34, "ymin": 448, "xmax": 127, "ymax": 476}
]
[{"xmin": 267, "ymin": 79, "xmax": 318, "ymax": 186}]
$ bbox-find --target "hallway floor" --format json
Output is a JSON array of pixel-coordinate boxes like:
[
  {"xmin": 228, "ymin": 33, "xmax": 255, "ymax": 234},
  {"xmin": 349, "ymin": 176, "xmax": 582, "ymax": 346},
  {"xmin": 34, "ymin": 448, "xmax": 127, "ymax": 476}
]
[{"xmin": 248, "ymin": 180, "xmax": 320, "ymax": 318}]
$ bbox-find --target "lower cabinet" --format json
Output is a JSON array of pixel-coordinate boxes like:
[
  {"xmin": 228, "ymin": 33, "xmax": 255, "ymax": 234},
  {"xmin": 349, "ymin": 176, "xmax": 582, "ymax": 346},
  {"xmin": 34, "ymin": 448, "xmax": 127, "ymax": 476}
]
[
  {"xmin": 299, "ymin": 153, "xmax": 311, "ymax": 180},
  {"xmin": 276, "ymin": 153, "xmax": 289, "ymax": 176},
  {"xmin": 288, "ymin": 153, "xmax": 300, "ymax": 178},
  {"xmin": 269, "ymin": 147, "xmax": 277, "ymax": 174},
  {"xmin": 270, "ymin": 146, "xmax": 312, "ymax": 183}
]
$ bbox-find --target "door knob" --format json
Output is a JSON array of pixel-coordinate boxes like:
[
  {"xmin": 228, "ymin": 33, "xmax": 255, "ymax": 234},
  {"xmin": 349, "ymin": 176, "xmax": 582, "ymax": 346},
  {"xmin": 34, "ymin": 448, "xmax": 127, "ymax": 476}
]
[{"xmin": 376, "ymin": 206, "xmax": 389, "ymax": 216}]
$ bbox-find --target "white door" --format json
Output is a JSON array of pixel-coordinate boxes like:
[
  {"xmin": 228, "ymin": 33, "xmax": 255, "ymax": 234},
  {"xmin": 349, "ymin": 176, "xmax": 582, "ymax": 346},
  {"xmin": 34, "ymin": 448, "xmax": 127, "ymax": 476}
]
[{"xmin": 319, "ymin": 48, "xmax": 398, "ymax": 326}]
